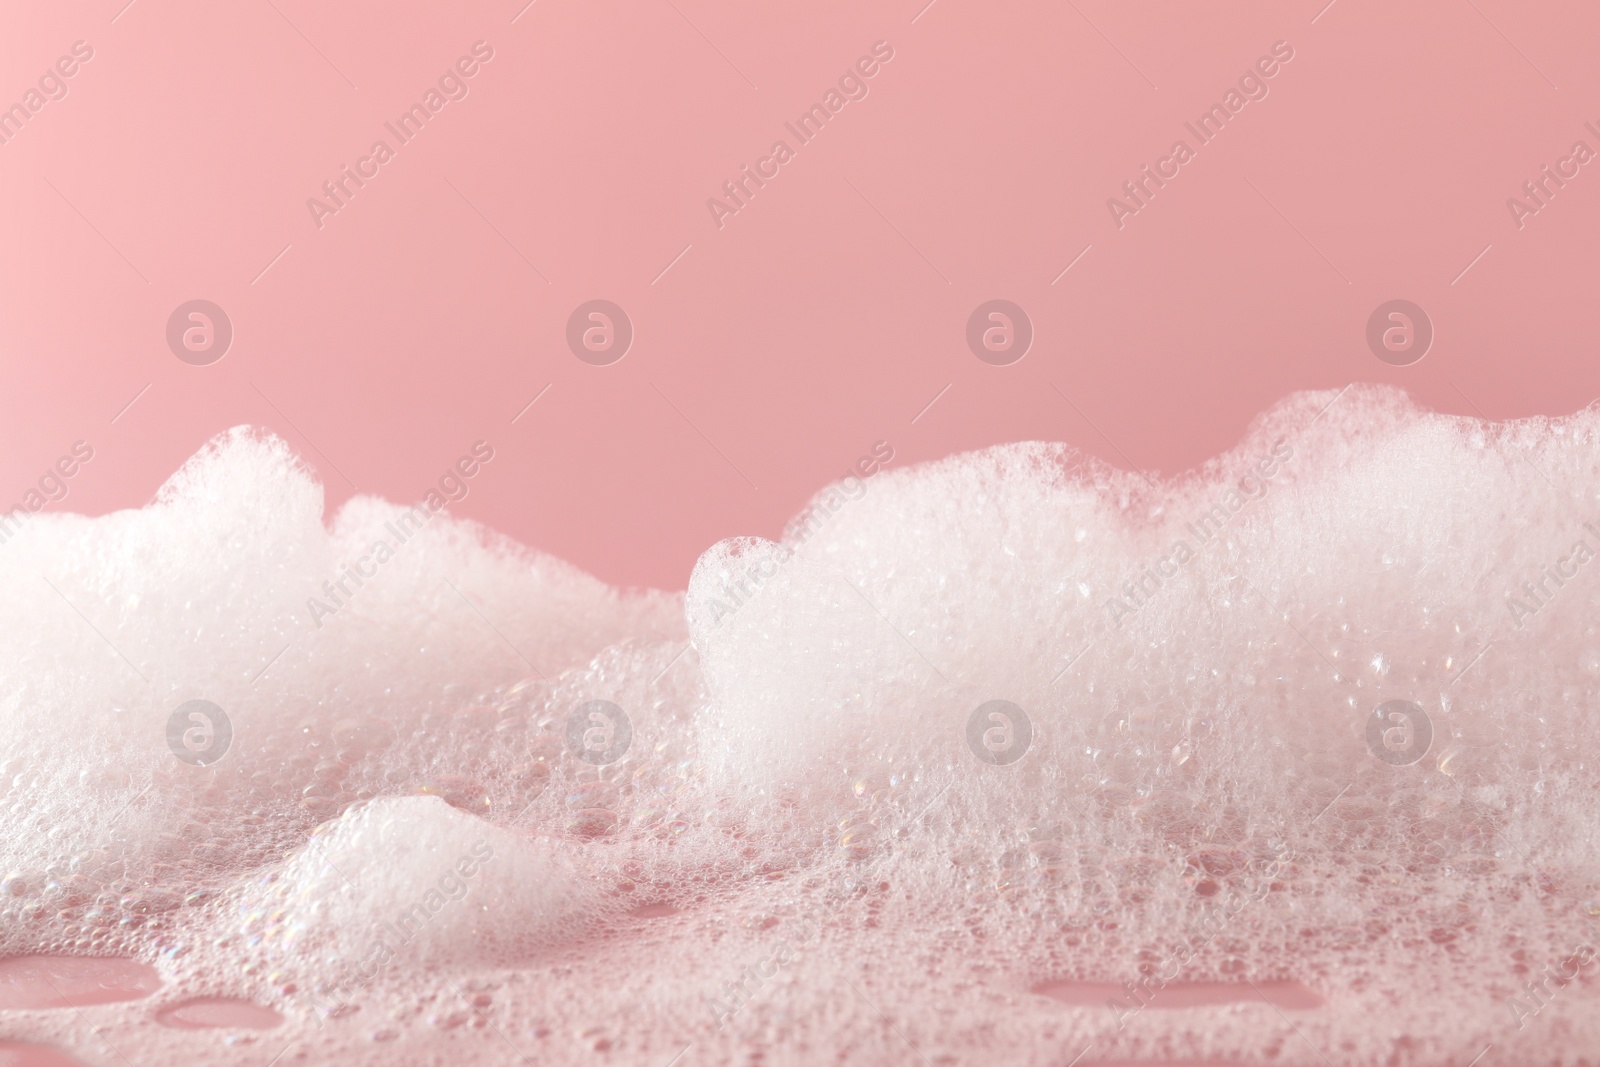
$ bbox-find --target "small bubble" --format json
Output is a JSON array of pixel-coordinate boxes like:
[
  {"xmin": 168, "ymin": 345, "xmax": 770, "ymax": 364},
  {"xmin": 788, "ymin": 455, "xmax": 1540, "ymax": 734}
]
[
  {"xmin": 120, "ymin": 890, "xmax": 180, "ymax": 915},
  {"xmin": 332, "ymin": 718, "xmax": 395, "ymax": 751},
  {"xmin": 838, "ymin": 821, "xmax": 881, "ymax": 861},
  {"xmin": 565, "ymin": 780, "xmax": 620, "ymax": 810},
  {"xmin": 452, "ymin": 705, "xmax": 499, "ymax": 733},
  {"xmin": 527, "ymin": 733, "xmax": 565, "ymax": 764},
  {"xmin": 1029, "ymin": 841, "xmax": 1072, "ymax": 871},
  {"xmin": 853, "ymin": 772, "xmax": 894, "ymax": 800},
  {"xmin": 566, "ymin": 808, "xmax": 620, "ymax": 838},
  {"xmin": 510, "ymin": 763, "xmax": 551, "ymax": 798},
  {"xmin": 311, "ymin": 759, "xmax": 348, "ymax": 783},
  {"xmin": 417, "ymin": 776, "xmax": 490, "ymax": 814},
  {"xmin": 1188, "ymin": 847, "xmax": 1246, "ymax": 878}
]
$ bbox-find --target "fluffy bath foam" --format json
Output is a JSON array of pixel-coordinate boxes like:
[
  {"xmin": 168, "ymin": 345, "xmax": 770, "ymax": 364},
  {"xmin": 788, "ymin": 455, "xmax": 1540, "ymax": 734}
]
[
  {"xmin": 0, "ymin": 386, "xmax": 1597, "ymax": 1066},
  {"xmin": 236, "ymin": 797, "xmax": 587, "ymax": 984}
]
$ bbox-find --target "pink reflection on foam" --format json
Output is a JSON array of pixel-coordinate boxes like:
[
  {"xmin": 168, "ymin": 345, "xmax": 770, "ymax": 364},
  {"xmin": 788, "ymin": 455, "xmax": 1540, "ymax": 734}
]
[
  {"xmin": 0, "ymin": 1043, "xmax": 89, "ymax": 1067},
  {"xmin": 154, "ymin": 997, "xmax": 283, "ymax": 1030},
  {"xmin": 1032, "ymin": 979, "xmax": 1324, "ymax": 1010},
  {"xmin": 0, "ymin": 956, "xmax": 161, "ymax": 1010}
]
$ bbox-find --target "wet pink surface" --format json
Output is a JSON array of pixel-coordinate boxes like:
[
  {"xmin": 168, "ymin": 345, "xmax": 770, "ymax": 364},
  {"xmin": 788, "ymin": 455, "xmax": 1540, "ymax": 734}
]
[
  {"xmin": 0, "ymin": 955, "xmax": 161, "ymax": 1011},
  {"xmin": 630, "ymin": 902, "xmax": 683, "ymax": 919},
  {"xmin": 154, "ymin": 997, "xmax": 283, "ymax": 1030},
  {"xmin": 0, "ymin": 1043, "xmax": 87, "ymax": 1067},
  {"xmin": 1033, "ymin": 979, "xmax": 1324, "ymax": 1011}
]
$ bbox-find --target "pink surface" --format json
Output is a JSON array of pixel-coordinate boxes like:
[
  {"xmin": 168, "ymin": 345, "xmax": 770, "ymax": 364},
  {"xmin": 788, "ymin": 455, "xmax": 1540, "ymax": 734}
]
[
  {"xmin": 0, "ymin": 1043, "xmax": 87, "ymax": 1067},
  {"xmin": 1, "ymin": 0, "xmax": 1595, "ymax": 590},
  {"xmin": 154, "ymin": 997, "xmax": 283, "ymax": 1030},
  {"xmin": 0, "ymin": 955, "xmax": 160, "ymax": 1010}
]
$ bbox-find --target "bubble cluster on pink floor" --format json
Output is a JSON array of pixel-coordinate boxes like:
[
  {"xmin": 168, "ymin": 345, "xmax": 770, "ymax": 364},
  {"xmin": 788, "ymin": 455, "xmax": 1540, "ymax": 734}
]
[{"xmin": 0, "ymin": 386, "xmax": 1597, "ymax": 1066}]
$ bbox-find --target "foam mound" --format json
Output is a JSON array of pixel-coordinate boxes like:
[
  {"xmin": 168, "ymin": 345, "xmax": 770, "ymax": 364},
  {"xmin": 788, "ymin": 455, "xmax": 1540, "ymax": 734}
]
[
  {"xmin": 235, "ymin": 796, "xmax": 586, "ymax": 1006},
  {"xmin": 1, "ymin": 388, "xmax": 1598, "ymax": 1067}
]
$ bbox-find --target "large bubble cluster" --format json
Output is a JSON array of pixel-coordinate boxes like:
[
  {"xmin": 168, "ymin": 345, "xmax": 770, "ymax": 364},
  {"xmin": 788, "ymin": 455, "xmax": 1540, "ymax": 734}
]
[{"xmin": 1, "ymin": 388, "xmax": 1597, "ymax": 1066}]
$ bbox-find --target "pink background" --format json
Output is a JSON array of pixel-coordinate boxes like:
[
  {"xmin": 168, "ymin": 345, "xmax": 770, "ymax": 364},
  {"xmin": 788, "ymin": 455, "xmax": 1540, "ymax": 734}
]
[{"xmin": 2, "ymin": 0, "xmax": 1596, "ymax": 590}]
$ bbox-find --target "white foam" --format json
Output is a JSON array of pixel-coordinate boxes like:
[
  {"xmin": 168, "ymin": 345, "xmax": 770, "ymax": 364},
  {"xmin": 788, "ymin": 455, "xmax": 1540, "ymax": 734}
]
[
  {"xmin": 2, "ymin": 390, "xmax": 1599, "ymax": 1066},
  {"xmin": 234, "ymin": 797, "xmax": 584, "ymax": 1011}
]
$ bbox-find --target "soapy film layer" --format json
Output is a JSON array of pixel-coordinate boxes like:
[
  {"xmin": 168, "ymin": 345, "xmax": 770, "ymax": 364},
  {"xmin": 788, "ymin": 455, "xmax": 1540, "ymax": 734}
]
[{"xmin": 0, "ymin": 385, "xmax": 1597, "ymax": 1067}]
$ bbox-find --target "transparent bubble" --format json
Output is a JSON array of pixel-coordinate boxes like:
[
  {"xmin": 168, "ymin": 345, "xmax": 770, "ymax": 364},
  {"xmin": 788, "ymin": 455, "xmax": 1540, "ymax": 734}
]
[
  {"xmin": 565, "ymin": 780, "xmax": 620, "ymax": 810},
  {"xmin": 837, "ymin": 821, "xmax": 881, "ymax": 861},
  {"xmin": 566, "ymin": 808, "xmax": 620, "ymax": 838},
  {"xmin": 332, "ymin": 718, "xmax": 396, "ymax": 752},
  {"xmin": 416, "ymin": 776, "xmax": 490, "ymax": 814}
]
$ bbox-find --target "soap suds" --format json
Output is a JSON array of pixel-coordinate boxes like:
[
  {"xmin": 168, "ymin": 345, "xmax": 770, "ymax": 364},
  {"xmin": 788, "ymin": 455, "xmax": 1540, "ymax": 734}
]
[{"xmin": 1, "ymin": 388, "xmax": 1597, "ymax": 1066}]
